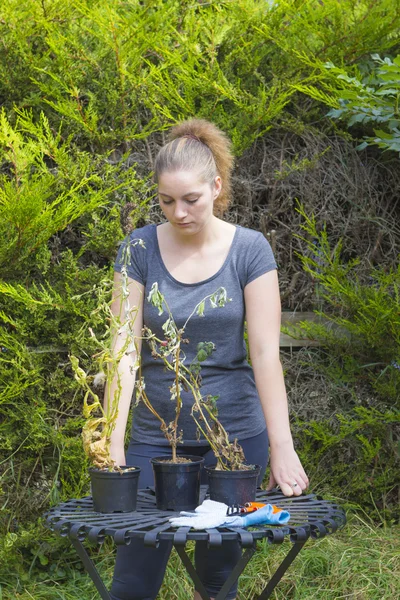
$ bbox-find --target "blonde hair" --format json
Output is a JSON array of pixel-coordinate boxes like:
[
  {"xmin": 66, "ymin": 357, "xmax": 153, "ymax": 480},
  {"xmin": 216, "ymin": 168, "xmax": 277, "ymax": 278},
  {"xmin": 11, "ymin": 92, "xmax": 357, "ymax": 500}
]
[{"xmin": 153, "ymin": 119, "xmax": 234, "ymax": 216}]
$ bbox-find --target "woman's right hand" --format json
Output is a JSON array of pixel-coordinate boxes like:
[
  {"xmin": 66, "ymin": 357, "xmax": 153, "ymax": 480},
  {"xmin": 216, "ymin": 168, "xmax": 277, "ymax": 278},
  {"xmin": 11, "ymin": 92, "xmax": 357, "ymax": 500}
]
[{"xmin": 110, "ymin": 443, "xmax": 127, "ymax": 468}]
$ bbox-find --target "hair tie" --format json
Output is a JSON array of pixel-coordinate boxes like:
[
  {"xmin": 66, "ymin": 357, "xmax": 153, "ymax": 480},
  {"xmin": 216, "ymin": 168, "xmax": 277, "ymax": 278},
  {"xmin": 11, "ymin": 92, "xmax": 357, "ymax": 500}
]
[{"xmin": 182, "ymin": 133, "xmax": 206, "ymax": 145}]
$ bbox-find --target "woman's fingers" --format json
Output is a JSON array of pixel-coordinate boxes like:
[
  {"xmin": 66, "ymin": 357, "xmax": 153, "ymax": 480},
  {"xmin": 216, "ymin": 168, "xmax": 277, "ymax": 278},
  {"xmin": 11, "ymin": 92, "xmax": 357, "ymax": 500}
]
[
  {"xmin": 276, "ymin": 472, "xmax": 309, "ymax": 496},
  {"xmin": 267, "ymin": 473, "xmax": 302, "ymax": 496},
  {"xmin": 299, "ymin": 471, "xmax": 310, "ymax": 490},
  {"xmin": 294, "ymin": 468, "xmax": 310, "ymax": 491},
  {"xmin": 266, "ymin": 472, "xmax": 277, "ymax": 491},
  {"xmin": 278, "ymin": 482, "xmax": 294, "ymax": 496}
]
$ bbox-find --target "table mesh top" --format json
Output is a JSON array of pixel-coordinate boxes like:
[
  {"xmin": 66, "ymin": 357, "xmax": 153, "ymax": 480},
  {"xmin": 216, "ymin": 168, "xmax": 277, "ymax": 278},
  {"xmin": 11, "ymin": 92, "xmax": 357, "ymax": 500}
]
[{"xmin": 45, "ymin": 488, "xmax": 346, "ymax": 548}]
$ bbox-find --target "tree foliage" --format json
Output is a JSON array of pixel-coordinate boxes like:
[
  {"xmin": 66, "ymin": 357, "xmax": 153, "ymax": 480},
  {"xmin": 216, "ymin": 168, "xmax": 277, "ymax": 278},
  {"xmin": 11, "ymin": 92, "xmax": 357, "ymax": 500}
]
[
  {"xmin": 285, "ymin": 205, "xmax": 399, "ymax": 519},
  {"xmin": 1, "ymin": 0, "xmax": 399, "ymax": 152},
  {"xmin": 294, "ymin": 54, "xmax": 400, "ymax": 153}
]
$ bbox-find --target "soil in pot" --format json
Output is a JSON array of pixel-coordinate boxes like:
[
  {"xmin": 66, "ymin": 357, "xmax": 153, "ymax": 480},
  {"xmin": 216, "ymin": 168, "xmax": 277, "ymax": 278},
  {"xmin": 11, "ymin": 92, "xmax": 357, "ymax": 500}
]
[
  {"xmin": 151, "ymin": 455, "xmax": 204, "ymax": 511},
  {"xmin": 90, "ymin": 465, "xmax": 141, "ymax": 513},
  {"xmin": 205, "ymin": 464, "xmax": 261, "ymax": 505}
]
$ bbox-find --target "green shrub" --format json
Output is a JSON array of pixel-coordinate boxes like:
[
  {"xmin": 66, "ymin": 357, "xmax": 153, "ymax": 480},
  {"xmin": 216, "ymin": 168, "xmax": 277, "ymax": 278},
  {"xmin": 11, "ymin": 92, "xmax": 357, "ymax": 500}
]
[
  {"xmin": 286, "ymin": 205, "xmax": 399, "ymax": 519},
  {"xmin": 293, "ymin": 53, "xmax": 400, "ymax": 154},
  {"xmin": 0, "ymin": 107, "xmax": 149, "ymax": 539},
  {"xmin": 294, "ymin": 204, "xmax": 400, "ymax": 400},
  {"xmin": 2, "ymin": 0, "xmax": 399, "ymax": 153}
]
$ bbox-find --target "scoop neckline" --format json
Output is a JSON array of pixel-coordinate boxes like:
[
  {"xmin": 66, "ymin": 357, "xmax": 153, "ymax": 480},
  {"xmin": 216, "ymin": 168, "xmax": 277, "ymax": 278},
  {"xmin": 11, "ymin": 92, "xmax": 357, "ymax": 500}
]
[{"xmin": 153, "ymin": 223, "xmax": 240, "ymax": 287}]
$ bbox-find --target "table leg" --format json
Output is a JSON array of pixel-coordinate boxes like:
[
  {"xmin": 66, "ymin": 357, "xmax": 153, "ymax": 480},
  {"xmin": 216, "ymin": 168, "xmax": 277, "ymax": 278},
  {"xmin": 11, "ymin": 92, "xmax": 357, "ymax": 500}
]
[
  {"xmin": 174, "ymin": 543, "xmax": 257, "ymax": 600},
  {"xmin": 174, "ymin": 545, "xmax": 211, "ymax": 600},
  {"xmin": 213, "ymin": 546, "xmax": 257, "ymax": 600},
  {"xmin": 70, "ymin": 538, "xmax": 112, "ymax": 600},
  {"xmin": 257, "ymin": 541, "xmax": 306, "ymax": 599},
  {"xmin": 68, "ymin": 535, "xmax": 304, "ymax": 600}
]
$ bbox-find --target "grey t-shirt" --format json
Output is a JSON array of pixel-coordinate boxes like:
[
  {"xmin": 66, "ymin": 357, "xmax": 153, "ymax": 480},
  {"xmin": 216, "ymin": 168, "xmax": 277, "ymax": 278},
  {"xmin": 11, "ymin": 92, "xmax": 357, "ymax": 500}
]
[{"xmin": 114, "ymin": 223, "xmax": 277, "ymax": 445}]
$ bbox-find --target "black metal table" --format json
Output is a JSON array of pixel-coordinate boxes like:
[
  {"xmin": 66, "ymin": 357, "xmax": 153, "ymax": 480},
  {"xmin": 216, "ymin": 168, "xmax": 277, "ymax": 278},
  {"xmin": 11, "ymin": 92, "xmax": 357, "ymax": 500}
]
[{"xmin": 45, "ymin": 487, "xmax": 346, "ymax": 600}]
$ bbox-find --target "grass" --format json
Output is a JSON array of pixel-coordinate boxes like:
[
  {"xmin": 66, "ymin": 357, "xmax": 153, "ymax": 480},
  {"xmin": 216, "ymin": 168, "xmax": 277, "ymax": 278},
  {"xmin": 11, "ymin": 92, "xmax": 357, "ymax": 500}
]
[{"xmin": 1, "ymin": 513, "xmax": 398, "ymax": 600}]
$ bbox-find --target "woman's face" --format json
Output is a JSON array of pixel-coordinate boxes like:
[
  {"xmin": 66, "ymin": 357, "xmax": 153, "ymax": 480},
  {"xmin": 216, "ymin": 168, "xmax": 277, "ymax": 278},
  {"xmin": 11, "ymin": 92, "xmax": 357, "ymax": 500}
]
[{"xmin": 158, "ymin": 170, "xmax": 221, "ymax": 234}]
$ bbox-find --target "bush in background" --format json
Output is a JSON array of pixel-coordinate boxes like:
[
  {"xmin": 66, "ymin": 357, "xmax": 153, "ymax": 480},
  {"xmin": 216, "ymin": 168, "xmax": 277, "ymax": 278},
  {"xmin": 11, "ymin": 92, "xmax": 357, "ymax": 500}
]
[{"xmin": 283, "ymin": 205, "xmax": 399, "ymax": 520}]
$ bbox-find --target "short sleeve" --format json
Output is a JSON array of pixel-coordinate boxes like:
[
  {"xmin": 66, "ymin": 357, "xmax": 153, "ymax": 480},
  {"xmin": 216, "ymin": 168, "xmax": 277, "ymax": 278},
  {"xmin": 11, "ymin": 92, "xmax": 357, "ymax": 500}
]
[
  {"xmin": 114, "ymin": 232, "xmax": 147, "ymax": 285},
  {"xmin": 245, "ymin": 232, "xmax": 277, "ymax": 286}
]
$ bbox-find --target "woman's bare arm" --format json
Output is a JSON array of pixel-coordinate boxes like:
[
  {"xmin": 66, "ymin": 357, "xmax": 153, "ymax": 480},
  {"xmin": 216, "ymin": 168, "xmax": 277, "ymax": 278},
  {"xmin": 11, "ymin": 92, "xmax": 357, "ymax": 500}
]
[
  {"xmin": 244, "ymin": 269, "xmax": 309, "ymax": 496},
  {"xmin": 104, "ymin": 271, "xmax": 144, "ymax": 467}
]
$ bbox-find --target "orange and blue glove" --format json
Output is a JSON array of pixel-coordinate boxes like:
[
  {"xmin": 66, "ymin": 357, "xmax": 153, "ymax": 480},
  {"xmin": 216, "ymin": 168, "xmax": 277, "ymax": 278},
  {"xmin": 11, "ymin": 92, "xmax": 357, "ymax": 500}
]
[
  {"xmin": 169, "ymin": 500, "xmax": 290, "ymax": 530},
  {"xmin": 230, "ymin": 503, "xmax": 290, "ymax": 527}
]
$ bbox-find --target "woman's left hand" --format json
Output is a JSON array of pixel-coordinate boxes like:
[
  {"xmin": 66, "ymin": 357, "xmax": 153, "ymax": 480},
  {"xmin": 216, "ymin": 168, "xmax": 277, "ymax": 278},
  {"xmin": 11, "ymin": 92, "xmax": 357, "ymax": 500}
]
[{"xmin": 267, "ymin": 443, "xmax": 309, "ymax": 496}]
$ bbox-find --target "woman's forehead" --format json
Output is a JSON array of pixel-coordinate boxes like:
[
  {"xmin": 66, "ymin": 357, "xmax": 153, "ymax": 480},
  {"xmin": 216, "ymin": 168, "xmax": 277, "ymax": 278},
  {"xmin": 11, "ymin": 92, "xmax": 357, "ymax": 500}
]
[{"xmin": 158, "ymin": 169, "xmax": 207, "ymax": 193}]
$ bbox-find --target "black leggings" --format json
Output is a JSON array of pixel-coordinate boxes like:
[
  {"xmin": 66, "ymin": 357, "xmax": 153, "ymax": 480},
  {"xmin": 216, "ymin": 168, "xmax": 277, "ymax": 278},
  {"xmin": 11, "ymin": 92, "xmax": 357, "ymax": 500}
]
[{"xmin": 110, "ymin": 429, "xmax": 269, "ymax": 600}]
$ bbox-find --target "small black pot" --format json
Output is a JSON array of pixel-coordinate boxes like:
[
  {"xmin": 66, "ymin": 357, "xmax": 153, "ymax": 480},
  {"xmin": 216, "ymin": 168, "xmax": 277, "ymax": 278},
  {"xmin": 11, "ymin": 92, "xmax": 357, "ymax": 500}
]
[
  {"xmin": 151, "ymin": 455, "xmax": 204, "ymax": 511},
  {"xmin": 205, "ymin": 464, "xmax": 261, "ymax": 505},
  {"xmin": 90, "ymin": 466, "xmax": 141, "ymax": 513}
]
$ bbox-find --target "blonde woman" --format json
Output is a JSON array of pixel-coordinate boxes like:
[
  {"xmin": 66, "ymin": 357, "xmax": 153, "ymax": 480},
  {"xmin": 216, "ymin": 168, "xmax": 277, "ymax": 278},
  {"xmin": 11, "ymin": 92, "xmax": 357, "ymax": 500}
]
[{"xmin": 108, "ymin": 119, "xmax": 309, "ymax": 600}]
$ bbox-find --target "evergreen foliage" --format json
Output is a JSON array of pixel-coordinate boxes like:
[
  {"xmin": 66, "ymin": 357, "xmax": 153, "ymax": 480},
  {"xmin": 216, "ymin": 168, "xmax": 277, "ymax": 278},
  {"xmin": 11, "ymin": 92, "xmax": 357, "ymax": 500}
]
[
  {"xmin": 295, "ymin": 205, "xmax": 400, "ymax": 397},
  {"xmin": 1, "ymin": 0, "xmax": 399, "ymax": 152},
  {"xmin": 0, "ymin": 105, "xmax": 149, "ymax": 546},
  {"xmin": 285, "ymin": 205, "xmax": 399, "ymax": 519},
  {"xmin": 294, "ymin": 54, "xmax": 400, "ymax": 153}
]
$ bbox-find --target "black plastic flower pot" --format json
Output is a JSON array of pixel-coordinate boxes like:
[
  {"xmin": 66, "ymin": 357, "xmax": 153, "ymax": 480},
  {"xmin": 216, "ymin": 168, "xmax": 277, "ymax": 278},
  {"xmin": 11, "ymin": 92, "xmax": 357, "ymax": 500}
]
[
  {"xmin": 205, "ymin": 464, "xmax": 261, "ymax": 505},
  {"xmin": 89, "ymin": 466, "xmax": 141, "ymax": 513},
  {"xmin": 151, "ymin": 455, "xmax": 204, "ymax": 511}
]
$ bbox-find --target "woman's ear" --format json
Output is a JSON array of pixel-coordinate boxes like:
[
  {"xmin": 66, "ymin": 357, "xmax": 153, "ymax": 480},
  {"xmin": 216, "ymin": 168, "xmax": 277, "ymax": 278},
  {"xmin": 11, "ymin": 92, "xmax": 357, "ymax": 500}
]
[{"xmin": 214, "ymin": 175, "xmax": 222, "ymax": 199}]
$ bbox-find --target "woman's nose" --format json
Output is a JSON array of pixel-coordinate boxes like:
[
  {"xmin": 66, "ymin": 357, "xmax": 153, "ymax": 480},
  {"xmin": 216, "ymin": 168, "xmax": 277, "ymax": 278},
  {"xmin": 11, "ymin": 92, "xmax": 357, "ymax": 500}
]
[{"xmin": 174, "ymin": 201, "xmax": 188, "ymax": 219}]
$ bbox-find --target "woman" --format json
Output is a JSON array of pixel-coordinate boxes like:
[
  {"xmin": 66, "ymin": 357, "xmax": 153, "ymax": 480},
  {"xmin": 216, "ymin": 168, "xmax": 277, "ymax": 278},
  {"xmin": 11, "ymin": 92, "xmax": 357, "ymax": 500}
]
[{"xmin": 108, "ymin": 118, "xmax": 309, "ymax": 600}]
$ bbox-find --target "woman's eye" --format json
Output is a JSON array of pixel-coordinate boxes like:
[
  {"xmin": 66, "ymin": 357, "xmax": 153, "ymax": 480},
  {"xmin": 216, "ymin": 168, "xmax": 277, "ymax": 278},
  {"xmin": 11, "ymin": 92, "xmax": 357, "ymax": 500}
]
[{"xmin": 161, "ymin": 198, "xmax": 198, "ymax": 205}]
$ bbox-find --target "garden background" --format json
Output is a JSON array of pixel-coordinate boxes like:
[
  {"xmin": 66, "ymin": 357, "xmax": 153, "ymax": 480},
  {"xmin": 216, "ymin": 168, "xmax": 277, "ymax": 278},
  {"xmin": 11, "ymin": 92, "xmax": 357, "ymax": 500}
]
[{"xmin": 0, "ymin": 0, "xmax": 399, "ymax": 598}]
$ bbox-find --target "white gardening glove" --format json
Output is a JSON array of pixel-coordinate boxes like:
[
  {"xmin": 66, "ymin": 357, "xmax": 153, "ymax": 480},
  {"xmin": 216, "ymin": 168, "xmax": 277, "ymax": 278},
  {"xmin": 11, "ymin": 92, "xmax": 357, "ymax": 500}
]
[{"xmin": 169, "ymin": 499, "xmax": 229, "ymax": 529}]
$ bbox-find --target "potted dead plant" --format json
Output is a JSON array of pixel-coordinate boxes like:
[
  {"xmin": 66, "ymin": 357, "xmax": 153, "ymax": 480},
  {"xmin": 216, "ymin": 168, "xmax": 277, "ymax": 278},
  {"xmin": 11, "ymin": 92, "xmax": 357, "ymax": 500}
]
[
  {"xmin": 137, "ymin": 284, "xmax": 259, "ymax": 508},
  {"xmin": 187, "ymin": 352, "xmax": 261, "ymax": 505},
  {"xmin": 135, "ymin": 284, "xmax": 231, "ymax": 510},
  {"xmin": 70, "ymin": 238, "xmax": 145, "ymax": 513},
  {"xmin": 154, "ymin": 334, "xmax": 261, "ymax": 505}
]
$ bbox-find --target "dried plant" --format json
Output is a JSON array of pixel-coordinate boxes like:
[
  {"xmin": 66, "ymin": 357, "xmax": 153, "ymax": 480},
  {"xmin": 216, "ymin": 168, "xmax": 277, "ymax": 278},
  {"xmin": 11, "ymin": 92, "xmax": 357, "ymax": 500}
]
[
  {"xmin": 70, "ymin": 238, "xmax": 145, "ymax": 471},
  {"xmin": 136, "ymin": 284, "xmax": 246, "ymax": 469},
  {"xmin": 188, "ymin": 347, "xmax": 247, "ymax": 471}
]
